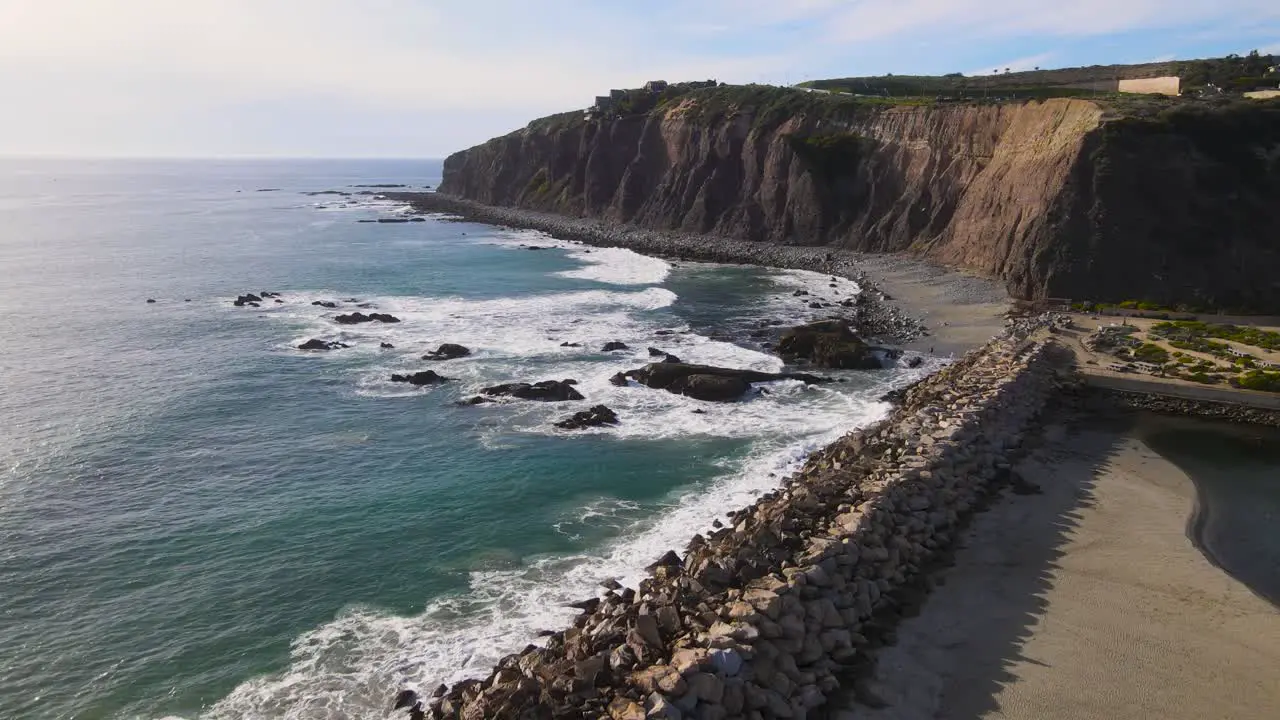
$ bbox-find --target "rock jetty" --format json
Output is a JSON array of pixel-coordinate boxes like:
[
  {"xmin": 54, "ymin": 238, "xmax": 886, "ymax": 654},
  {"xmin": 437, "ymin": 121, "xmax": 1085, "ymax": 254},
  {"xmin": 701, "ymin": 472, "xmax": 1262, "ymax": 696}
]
[{"xmin": 394, "ymin": 317, "xmax": 1071, "ymax": 720}]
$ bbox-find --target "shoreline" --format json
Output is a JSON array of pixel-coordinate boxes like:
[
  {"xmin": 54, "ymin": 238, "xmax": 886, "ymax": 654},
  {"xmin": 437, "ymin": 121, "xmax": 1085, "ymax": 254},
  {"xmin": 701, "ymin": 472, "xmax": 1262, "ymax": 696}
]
[
  {"xmin": 397, "ymin": 318, "xmax": 1070, "ymax": 719},
  {"xmin": 385, "ymin": 192, "xmax": 1011, "ymax": 356}
]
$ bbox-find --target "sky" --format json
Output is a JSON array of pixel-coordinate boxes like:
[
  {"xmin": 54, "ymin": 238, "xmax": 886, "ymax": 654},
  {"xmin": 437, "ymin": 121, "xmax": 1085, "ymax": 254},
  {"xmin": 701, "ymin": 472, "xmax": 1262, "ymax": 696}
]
[{"xmin": 0, "ymin": 0, "xmax": 1278, "ymax": 158}]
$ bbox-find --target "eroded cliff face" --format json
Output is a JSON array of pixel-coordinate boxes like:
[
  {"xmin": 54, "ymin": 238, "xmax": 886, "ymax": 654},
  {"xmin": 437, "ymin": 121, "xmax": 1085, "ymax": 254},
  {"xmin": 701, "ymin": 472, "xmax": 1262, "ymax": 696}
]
[{"xmin": 440, "ymin": 96, "xmax": 1280, "ymax": 311}]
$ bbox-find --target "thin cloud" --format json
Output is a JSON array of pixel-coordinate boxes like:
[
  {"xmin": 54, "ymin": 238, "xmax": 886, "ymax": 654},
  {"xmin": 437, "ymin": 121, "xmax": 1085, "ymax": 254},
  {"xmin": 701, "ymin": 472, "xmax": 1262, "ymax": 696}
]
[{"xmin": 967, "ymin": 53, "xmax": 1057, "ymax": 76}]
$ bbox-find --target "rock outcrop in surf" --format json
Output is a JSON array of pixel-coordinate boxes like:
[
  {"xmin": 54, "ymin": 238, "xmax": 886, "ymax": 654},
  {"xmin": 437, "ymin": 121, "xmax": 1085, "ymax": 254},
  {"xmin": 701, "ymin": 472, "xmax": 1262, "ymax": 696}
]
[{"xmin": 625, "ymin": 363, "xmax": 828, "ymax": 402}]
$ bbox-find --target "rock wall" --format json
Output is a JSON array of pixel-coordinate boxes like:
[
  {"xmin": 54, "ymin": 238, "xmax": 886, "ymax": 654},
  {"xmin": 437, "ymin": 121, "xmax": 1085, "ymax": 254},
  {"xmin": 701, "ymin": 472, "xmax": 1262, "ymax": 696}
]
[
  {"xmin": 1098, "ymin": 388, "xmax": 1280, "ymax": 427},
  {"xmin": 438, "ymin": 93, "xmax": 1280, "ymax": 312},
  {"xmin": 398, "ymin": 320, "xmax": 1071, "ymax": 720}
]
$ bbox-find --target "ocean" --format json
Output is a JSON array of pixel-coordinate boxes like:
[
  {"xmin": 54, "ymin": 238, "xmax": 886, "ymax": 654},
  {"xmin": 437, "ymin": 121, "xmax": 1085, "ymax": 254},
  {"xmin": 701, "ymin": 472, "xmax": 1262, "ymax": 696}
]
[{"xmin": 0, "ymin": 158, "xmax": 930, "ymax": 720}]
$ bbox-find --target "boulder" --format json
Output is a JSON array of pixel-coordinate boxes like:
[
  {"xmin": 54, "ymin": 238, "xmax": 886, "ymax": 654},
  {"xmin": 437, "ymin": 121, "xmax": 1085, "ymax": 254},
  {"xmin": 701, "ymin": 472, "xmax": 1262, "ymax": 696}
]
[
  {"xmin": 481, "ymin": 380, "xmax": 585, "ymax": 402},
  {"xmin": 311, "ymin": 300, "xmax": 338, "ymax": 308},
  {"xmin": 625, "ymin": 363, "xmax": 827, "ymax": 402},
  {"xmin": 423, "ymin": 343, "xmax": 471, "ymax": 360},
  {"xmin": 776, "ymin": 319, "xmax": 882, "ymax": 369},
  {"xmin": 560, "ymin": 342, "xmax": 582, "ymax": 348},
  {"xmin": 647, "ymin": 347, "xmax": 682, "ymax": 363},
  {"xmin": 334, "ymin": 312, "xmax": 401, "ymax": 324},
  {"xmin": 554, "ymin": 405, "xmax": 620, "ymax": 430},
  {"xmin": 601, "ymin": 341, "xmax": 629, "ymax": 352},
  {"xmin": 670, "ymin": 374, "xmax": 750, "ymax": 401},
  {"xmin": 390, "ymin": 370, "xmax": 449, "ymax": 386},
  {"xmin": 233, "ymin": 293, "xmax": 262, "ymax": 307},
  {"xmin": 393, "ymin": 690, "xmax": 418, "ymax": 710},
  {"xmin": 456, "ymin": 396, "xmax": 490, "ymax": 406},
  {"xmin": 609, "ymin": 372, "xmax": 630, "ymax": 387},
  {"xmin": 260, "ymin": 291, "xmax": 281, "ymax": 298},
  {"xmin": 298, "ymin": 339, "xmax": 349, "ymax": 351}
]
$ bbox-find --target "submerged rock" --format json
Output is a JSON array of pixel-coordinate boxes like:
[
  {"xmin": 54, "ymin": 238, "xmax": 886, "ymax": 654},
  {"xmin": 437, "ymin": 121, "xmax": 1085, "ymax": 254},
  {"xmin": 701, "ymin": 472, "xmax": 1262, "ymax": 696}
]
[
  {"xmin": 311, "ymin": 300, "xmax": 339, "ymax": 308},
  {"xmin": 776, "ymin": 319, "xmax": 882, "ymax": 369},
  {"xmin": 423, "ymin": 343, "xmax": 471, "ymax": 360},
  {"xmin": 609, "ymin": 372, "xmax": 630, "ymax": 387},
  {"xmin": 456, "ymin": 396, "xmax": 490, "ymax": 406},
  {"xmin": 601, "ymin": 341, "xmax": 629, "ymax": 352},
  {"xmin": 334, "ymin": 312, "xmax": 401, "ymax": 324},
  {"xmin": 554, "ymin": 404, "xmax": 619, "ymax": 430},
  {"xmin": 297, "ymin": 338, "xmax": 349, "ymax": 351},
  {"xmin": 390, "ymin": 370, "xmax": 449, "ymax": 386},
  {"xmin": 380, "ymin": 342, "xmax": 395, "ymax": 349},
  {"xmin": 233, "ymin": 293, "xmax": 262, "ymax": 307},
  {"xmin": 482, "ymin": 379, "xmax": 584, "ymax": 402}
]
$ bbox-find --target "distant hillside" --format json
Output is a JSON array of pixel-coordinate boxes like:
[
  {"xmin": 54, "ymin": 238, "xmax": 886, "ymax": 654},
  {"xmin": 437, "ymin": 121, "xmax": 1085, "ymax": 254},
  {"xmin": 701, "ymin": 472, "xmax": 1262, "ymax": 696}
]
[{"xmin": 800, "ymin": 51, "xmax": 1277, "ymax": 98}]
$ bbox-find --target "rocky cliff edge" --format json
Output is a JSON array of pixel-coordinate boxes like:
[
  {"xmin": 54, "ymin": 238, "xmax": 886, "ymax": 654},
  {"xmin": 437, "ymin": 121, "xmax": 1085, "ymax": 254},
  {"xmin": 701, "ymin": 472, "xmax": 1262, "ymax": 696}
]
[{"xmin": 439, "ymin": 89, "xmax": 1280, "ymax": 312}]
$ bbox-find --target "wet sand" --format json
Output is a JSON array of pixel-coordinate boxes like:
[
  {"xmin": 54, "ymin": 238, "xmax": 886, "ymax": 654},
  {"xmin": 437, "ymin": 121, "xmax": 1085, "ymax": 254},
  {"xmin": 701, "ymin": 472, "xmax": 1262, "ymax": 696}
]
[{"xmin": 843, "ymin": 413, "xmax": 1280, "ymax": 720}]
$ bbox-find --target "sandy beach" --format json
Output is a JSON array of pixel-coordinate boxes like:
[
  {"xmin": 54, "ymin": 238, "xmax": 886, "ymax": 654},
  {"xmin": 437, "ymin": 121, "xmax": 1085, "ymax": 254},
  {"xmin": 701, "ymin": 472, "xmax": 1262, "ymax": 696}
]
[
  {"xmin": 849, "ymin": 254, "xmax": 1010, "ymax": 356},
  {"xmin": 840, "ymin": 411, "xmax": 1280, "ymax": 720}
]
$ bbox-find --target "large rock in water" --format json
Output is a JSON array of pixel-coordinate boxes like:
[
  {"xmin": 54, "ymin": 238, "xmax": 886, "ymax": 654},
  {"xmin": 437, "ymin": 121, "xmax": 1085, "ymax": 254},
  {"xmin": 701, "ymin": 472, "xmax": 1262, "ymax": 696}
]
[
  {"xmin": 423, "ymin": 343, "xmax": 471, "ymax": 360},
  {"xmin": 298, "ymin": 338, "xmax": 350, "ymax": 351},
  {"xmin": 554, "ymin": 405, "xmax": 619, "ymax": 430},
  {"xmin": 334, "ymin": 311, "xmax": 401, "ymax": 324},
  {"xmin": 482, "ymin": 379, "xmax": 584, "ymax": 402},
  {"xmin": 776, "ymin": 319, "xmax": 881, "ymax": 369},
  {"xmin": 391, "ymin": 370, "xmax": 449, "ymax": 385},
  {"xmin": 624, "ymin": 363, "xmax": 827, "ymax": 402},
  {"xmin": 669, "ymin": 374, "xmax": 750, "ymax": 401}
]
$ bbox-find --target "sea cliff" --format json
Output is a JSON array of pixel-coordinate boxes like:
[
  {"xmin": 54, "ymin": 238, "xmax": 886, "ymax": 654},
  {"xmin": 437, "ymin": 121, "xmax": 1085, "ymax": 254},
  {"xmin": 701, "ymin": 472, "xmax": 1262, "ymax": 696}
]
[{"xmin": 437, "ymin": 89, "xmax": 1280, "ymax": 312}]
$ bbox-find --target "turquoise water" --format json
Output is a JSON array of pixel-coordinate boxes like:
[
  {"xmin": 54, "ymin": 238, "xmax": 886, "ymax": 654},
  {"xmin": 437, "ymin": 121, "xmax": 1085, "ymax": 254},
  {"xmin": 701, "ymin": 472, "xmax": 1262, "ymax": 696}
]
[{"xmin": 0, "ymin": 159, "xmax": 925, "ymax": 720}]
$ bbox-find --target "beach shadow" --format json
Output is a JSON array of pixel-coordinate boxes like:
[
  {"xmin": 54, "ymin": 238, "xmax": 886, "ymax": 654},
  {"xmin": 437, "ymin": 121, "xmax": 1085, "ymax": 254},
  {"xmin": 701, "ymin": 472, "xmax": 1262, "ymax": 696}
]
[
  {"xmin": 1139, "ymin": 416, "xmax": 1280, "ymax": 607},
  {"xmin": 820, "ymin": 395, "xmax": 1128, "ymax": 720}
]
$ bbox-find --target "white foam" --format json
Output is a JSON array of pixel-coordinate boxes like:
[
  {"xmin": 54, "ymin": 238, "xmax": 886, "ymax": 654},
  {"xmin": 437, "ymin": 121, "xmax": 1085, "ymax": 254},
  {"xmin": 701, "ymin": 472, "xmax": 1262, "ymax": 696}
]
[
  {"xmin": 194, "ymin": 252, "xmax": 935, "ymax": 719},
  {"xmin": 195, "ymin": 388, "xmax": 902, "ymax": 720},
  {"xmin": 482, "ymin": 228, "xmax": 670, "ymax": 286}
]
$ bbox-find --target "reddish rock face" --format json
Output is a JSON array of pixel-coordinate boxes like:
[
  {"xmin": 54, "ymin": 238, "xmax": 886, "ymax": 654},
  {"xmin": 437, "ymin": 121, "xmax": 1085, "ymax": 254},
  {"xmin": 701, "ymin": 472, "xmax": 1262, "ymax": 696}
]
[{"xmin": 439, "ymin": 93, "xmax": 1280, "ymax": 313}]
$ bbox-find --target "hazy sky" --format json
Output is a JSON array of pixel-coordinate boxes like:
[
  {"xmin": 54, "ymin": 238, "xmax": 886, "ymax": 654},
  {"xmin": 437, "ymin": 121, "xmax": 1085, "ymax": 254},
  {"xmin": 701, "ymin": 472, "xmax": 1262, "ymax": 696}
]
[{"xmin": 1, "ymin": 0, "xmax": 1277, "ymax": 158}]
